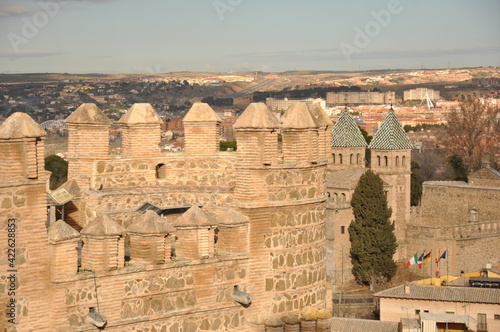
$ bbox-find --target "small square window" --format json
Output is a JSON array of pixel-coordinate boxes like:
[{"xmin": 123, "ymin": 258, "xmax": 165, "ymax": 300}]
[
  {"xmin": 341, "ymin": 226, "xmax": 345, "ymax": 234},
  {"xmin": 494, "ymin": 314, "xmax": 500, "ymax": 320},
  {"xmin": 424, "ymin": 310, "xmax": 429, "ymax": 313},
  {"xmin": 415, "ymin": 310, "xmax": 420, "ymax": 315}
]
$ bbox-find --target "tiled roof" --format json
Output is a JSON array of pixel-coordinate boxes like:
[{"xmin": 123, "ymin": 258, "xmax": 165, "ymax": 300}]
[
  {"xmin": 368, "ymin": 108, "xmax": 413, "ymax": 150},
  {"xmin": 375, "ymin": 283, "xmax": 500, "ymax": 304},
  {"xmin": 331, "ymin": 108, "xmax": 367, "ymax": 148},
  {"xmin": 330, "ymin": 317, "xmax": 399, "ymax": 332}
]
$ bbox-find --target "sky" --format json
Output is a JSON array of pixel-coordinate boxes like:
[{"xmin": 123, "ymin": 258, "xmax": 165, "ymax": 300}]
[{"xmin": 0, "ymin": 0, "xmax": 499, "ymax": 74}]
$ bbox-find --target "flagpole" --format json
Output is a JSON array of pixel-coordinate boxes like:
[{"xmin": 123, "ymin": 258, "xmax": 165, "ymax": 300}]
[
  {"xmin": 430, "ymin": 252, "xmax": 433, "ymax": 285},
  {"xmin": 446, "ymin": 247, "xmax": 449, "ymax": 284}
]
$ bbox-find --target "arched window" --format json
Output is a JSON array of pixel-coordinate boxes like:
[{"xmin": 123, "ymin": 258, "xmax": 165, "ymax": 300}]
[
  {"xmin": 377, "ymin": 156, "xmax": 381, "ymax": 166},
  {"xmin": 396, "ymin": 156, "xmax": 400, "ymax": 167},
  {"xmin": 155, "ymin": 163, "xmax": 167, "ymax": 179},
  {"xmin": 350, "ymin": 154, "xmax": 354, "ymax": 164},
  {"xmin": 341, "ymin": 193, "xmax": 346, "ymax": 202},
  {"xmin": 339, "ymin": 154, "xmax": 343, "ymax": 164},
  {"xmin": 384, "ymin": 156, "xmax": 388, "ymax": 166},
  {"xmin": 334, "ymin": 193, "xmax": 338, "ymax": 202},
  {"xmin": 402, "ymin": 156, "xmax": 406, "ymax": 167},
  {"xmin": 357, "ymin": 153, "xmax": 361, "ymax": 164},
  {"xmin": 333, "ymin": 154, "xmax": 336, "ymax": 164}
]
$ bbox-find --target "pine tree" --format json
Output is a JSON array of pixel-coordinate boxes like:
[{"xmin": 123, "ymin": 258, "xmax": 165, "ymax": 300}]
[{"xmin": 348, "ymin": 169, "xmax": 397, "ymax": 286}]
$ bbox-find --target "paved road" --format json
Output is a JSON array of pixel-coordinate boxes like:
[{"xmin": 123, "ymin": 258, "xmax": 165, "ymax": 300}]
[{"xmin": 226, "ymin": 78, "xmax": 275, "ymax": 99}]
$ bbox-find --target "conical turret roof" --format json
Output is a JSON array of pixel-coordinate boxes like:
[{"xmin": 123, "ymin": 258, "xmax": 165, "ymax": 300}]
[
  {"xmin": 173, "ymin": 205, "xmax": 217, "ymax": 227},
  {"xmin": 127, "ymin": 210, "xmax": 175, "ymax": 235},
  {"xmin": 233, "ymin": 103, "xmax": 280, "ymax": 129},
  {"xmin": 119, "ymin": 103, "xmax": 162, "ymax": 124},
  {"xmin": 0, "ymin": 112, "xmax": 46, "ymax": 139},
  {"xmin": 81, "ymin": 215, "xmax": 124, "ymax": 236},
  {"xmin": 183, "ymin": 103, "xmax": 222, "ymax": 122},
  {"xmin": 66, "ymin": 103, "xmax": 112, "ymax": 125},
  {"xmin": 331, "ymin": 107, "xmax": 367, "ymax": 147},
  {"xmin": 308, "ymin": 104, "xmax": 334, "ymax": 127},
  {"xmin": 281, "ymin": 103, "xmax": 317, "ymax": 129},
  {"xmin": 48, "ymin": 220, "xmax": 80, "ymax": 242},
  {"xmin": 368, "ymin": 108, "xmax": 413, "ymax": 150}
]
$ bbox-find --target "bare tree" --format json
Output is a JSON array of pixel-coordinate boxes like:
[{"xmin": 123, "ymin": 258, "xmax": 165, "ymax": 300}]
[{"xmin": 445, "ymin": 99, "xmax": 499, "ymax": 173}]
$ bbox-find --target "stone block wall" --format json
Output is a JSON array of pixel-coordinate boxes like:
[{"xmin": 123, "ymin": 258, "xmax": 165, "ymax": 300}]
[{"xmin": 416, "ymin": 183, "xmax": 500, "ymax": 226}]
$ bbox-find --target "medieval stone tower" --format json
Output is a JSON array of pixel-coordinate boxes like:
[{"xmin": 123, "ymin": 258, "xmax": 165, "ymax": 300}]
[
  {"xmin": 233, "ymin": 102, "xmax": 329, "ymax": 320},
  {"xmin": 0, "ymin": 113, "xmax": 51, "ymax": 331},
  {"xmin": 368, "ymin": 108, "xmax": 412, "ymax": 247},
  {"xmin": 325, "ymin": 107, "xmax": 413, "ymax": 286}
]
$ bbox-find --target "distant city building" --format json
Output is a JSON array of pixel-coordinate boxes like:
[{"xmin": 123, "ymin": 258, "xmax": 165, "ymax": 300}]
[
  {"xmin": 326, "ymin": 91, "xmax": 396, "ymax": 105},
  {"xmin": 472, "ymin": 77, "xmax": 500, "ymax": 87},
  {"xmin": 404, "ymin": 88, "xmax": 440, "ymax": 101},
  {"xmin": 266, "ymin": 97, "xmax": 326, "ymax": 111}
]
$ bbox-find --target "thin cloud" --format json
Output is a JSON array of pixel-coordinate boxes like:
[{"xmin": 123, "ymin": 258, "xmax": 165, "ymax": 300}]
[
  {"xmin": 0, "ymin": 4, "xmax": 41, "ymax": 18},
  {"xmin": 0, "ymin": 49, "xmax": 61, "ymax": 59},
  {"xmin": 234, "ymin": 46, "xmax": 500, "ymax": 63}
]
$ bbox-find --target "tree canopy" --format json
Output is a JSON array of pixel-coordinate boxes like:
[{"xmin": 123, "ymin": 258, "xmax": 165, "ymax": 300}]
[
  {"xmin": 45, "ymin": 155, "xmax": 68, "ymax": 190},
  {"xmin": 349, "ymin": 169, "xmax": 397, "ymax": 287},
  {"xmin": 445, "ymin": 99, "xmax": 499, "ymax": 173}
]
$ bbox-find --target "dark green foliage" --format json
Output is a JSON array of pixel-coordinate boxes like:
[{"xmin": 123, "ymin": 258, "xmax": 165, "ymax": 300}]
[
  {"xmin": 360, "ymin": 127, "xmax": 372, "ymax": 165},
  {"xmin": 410, "ymin": 160, "xmax": 423, "ymax": 206},
  {"xmin": 201, "ymin": 96, "xmax": 233, "ymax": 106},
  {"xmin": 447, "ymin": 155, "xmax": 468, "ymax": 182},
  {"xmin": 220, "ymin": 141, "xmax": 237, "ymax": 151},
  {"xmin": 44, "ymin": 155, "xmax": 68, "ymax": 190},
  {"xmin": 349, "ymin": 170, "xmax": 397, "ymax": 285}
]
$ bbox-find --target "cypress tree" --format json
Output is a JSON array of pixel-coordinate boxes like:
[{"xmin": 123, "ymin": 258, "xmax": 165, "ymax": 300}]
[{"xmin": 348, "ymin": 169, "xmax": 397, "ymax": 286}]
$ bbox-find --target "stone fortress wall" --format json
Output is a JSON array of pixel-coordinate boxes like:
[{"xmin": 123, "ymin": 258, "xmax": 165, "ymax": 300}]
[
  {"xmin": 1, "ymin": 99, "xmax": 499, "ymax": 331},
  {"xmin": 0, "ymin": 102, "xmax": 332, "ymax": 331}
]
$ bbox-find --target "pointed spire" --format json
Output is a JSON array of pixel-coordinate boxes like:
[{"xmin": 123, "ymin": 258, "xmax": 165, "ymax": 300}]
[
  {"xmin": 0, "ymin": 112, "xmax": 46, "ymax": 139},
  {"xmin": 234, "ymin": 103, "xmax": 280, "ymax": 129},
  {"xmin": 368, "ymin": 108, "xmax": 413, "ymax": 150},
  {"xmin": 331, "ymin": 107, "xmax": 367, "ymax": 147}
]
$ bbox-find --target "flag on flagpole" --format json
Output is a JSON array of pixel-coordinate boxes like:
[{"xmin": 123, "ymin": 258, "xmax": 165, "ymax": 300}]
[
  {"xmin": 439, "ymin": 250, "xmax": 447, "ymax": 260},
  {"xmin": 435, "ymin": 250, "xmax": 441, "ymax": 267},
  {"xmin": 418, "ymin": 253, "xmax": 425, "ymax": 269},
  {"xmin": 406, "ymin": 253, "xmax": 418, "ymax": 267},
  {"xmin": 423, "ymin": 251, "xmax": 431, "ymax": 263}
]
